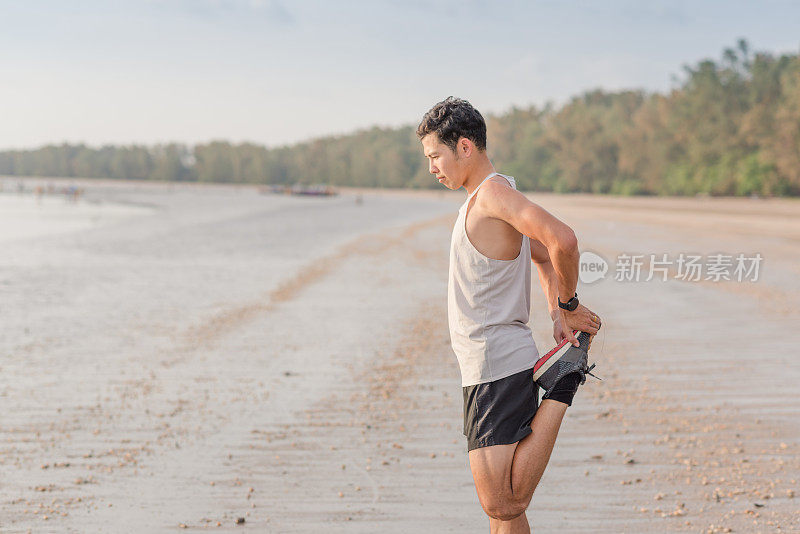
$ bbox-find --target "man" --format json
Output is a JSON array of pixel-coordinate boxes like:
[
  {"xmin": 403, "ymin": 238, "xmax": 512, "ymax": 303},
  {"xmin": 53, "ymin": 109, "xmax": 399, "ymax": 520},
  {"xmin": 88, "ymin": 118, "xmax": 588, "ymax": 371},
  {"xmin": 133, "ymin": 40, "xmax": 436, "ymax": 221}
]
[{"xmin": 417, "ymin": 97, "xmax": 602, "ymax": 533}]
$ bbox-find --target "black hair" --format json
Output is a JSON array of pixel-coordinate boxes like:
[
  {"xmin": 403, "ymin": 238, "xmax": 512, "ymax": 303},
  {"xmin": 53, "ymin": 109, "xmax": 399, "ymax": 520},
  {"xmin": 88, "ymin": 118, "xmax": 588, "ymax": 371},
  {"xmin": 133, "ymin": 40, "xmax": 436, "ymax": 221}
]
[{"xmin": 416, "ymin": 96, "xmax": 487, "ymax": 152}]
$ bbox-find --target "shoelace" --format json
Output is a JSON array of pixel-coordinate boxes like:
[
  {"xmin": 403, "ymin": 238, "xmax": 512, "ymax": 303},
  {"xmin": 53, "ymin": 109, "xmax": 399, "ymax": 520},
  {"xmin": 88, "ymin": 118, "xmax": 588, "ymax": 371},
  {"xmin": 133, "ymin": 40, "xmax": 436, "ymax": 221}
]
[{"xmin": 585, "ymin": 362, "xmax": 602, "ymax": 381}]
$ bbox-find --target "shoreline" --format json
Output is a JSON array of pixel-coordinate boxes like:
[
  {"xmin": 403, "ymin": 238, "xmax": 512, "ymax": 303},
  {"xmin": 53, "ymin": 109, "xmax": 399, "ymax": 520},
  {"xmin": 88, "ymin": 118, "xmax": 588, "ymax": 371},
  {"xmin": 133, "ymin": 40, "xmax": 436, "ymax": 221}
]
[{"xmin": 5, "ymin": 174, "xmax": 800, "ymax": 203}]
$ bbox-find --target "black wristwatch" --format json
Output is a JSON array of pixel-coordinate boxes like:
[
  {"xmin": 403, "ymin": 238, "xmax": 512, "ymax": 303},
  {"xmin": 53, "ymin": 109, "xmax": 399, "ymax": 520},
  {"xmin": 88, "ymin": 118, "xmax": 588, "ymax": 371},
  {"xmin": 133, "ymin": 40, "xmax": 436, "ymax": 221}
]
[{"xmin": 558, "ymin": 292, "xmax": 579, "ymax": 312}]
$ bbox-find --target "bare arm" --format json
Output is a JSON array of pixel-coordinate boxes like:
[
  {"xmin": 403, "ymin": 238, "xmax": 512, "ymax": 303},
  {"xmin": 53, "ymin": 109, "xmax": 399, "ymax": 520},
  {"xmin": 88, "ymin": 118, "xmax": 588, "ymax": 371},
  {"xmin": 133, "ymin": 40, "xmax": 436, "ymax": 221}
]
[
  {"xmin": 477, "ymin": 180, "xmax": 602, "ymax": 345},
  {"xmin": 531, "ymin": 238, "xmax": 602, "ymax": 345},
  {"xmin": 529, "ymin": 238, "xmax": 561, "ymax": 319},
  {"xmin": 480, "ymin": 181, "xmax": 579, "ymax": 303}
]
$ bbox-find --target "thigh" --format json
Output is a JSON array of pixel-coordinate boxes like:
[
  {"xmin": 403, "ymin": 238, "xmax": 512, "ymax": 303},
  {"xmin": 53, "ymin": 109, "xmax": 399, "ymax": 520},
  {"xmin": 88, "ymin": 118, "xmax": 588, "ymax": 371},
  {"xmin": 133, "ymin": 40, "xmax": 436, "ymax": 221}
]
[
  {"xmin": 468, "ymin": 442, "xmax": 518, "ymax": 506},
  {"xmin": 462, "ymin": 368, "xmax": 538, "ymax": 451}
]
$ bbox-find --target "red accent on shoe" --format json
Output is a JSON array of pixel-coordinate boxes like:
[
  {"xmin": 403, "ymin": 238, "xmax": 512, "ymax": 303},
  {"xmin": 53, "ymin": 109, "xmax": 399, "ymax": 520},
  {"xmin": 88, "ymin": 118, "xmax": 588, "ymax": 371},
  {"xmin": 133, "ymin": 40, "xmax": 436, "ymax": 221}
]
[{"xmin": 533, "ymin": 330, "xmax": 581, "ymax": 374}]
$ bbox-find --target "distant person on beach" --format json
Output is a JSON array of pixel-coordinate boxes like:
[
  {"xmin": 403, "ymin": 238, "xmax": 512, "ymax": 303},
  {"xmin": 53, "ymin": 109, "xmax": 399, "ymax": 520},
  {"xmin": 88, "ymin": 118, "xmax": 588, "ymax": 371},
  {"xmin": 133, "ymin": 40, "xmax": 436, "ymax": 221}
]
[{"xmin": 418, "ymin": 97, "xmax": 602, "ymax": 533}]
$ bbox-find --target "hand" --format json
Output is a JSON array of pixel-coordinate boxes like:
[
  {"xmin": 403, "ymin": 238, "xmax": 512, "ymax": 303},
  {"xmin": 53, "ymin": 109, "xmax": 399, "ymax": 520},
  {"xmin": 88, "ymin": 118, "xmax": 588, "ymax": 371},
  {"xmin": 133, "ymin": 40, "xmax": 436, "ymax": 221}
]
[
  {"xmin": 564, "ymin": 304, "xmax": 601, "ymax": 334},
  {"xmin": 552, "ymin": 309, "xmax": 580, "ymax": 347},
  {"xmin": 563, "ymin": 304, "xmax": 602, "ymax": 350}
]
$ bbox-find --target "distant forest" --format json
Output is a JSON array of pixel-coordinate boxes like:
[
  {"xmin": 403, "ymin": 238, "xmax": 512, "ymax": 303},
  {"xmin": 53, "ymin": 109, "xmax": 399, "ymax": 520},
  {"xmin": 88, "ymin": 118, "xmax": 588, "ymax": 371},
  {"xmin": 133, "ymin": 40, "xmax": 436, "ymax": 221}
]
[{"xmin": 2, "ymin": 41, "xmax": 799, "ymax": 196}]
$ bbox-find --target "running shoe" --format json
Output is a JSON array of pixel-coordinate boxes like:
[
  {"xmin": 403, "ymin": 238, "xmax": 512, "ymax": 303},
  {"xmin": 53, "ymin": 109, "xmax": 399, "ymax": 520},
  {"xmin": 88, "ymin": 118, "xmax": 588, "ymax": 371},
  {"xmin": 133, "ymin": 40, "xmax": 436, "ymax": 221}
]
[{"xmin": 533, "ymin": 330, "xmax": 599, "ymax": 397}]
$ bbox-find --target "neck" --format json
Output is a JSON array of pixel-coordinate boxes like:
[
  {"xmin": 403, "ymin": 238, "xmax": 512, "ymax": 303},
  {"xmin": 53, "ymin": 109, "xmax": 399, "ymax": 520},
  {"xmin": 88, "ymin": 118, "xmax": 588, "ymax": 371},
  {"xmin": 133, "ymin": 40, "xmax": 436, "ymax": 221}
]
[{"xmin": 463, "ymin": 160, "xmax": 497, "ymax": 196}]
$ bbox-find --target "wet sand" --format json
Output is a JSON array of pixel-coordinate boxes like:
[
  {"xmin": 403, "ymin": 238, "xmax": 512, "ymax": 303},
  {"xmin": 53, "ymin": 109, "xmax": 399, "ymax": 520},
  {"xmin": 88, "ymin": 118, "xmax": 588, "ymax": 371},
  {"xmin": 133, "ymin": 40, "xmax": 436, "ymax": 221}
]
[{"xmin": 1, "ymin": 181, "xmax": 798, "ymax": 532}]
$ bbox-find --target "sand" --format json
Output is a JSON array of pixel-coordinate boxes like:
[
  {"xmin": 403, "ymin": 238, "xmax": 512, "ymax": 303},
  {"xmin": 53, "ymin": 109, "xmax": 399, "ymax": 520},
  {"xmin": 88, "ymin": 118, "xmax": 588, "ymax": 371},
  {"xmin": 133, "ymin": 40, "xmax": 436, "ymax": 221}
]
[{"xmin": 1, "ymin": 180, "xmax": 798, "ymax": 533}]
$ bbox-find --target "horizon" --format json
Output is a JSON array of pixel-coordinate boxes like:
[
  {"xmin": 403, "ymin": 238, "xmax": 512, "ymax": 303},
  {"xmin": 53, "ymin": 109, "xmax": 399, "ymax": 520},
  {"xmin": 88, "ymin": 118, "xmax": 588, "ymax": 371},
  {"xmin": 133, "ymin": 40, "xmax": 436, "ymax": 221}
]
[{"xmin": 2, "ymin": 0, "xmax": 799, "ymax": 151}]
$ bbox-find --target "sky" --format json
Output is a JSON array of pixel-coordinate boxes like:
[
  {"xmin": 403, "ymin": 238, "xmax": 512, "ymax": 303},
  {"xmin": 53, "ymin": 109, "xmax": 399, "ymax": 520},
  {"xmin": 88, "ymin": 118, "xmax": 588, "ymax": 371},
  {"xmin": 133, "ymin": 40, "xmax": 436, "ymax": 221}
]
[{"xmin": 1, "ymin": 0, "xmax": 799, "ymax": 149}]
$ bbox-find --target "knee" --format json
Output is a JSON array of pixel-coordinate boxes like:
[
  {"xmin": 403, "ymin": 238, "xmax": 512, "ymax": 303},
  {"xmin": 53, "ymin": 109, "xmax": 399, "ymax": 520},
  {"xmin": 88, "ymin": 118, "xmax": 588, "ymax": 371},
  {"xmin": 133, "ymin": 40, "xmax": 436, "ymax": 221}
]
[{"xmin": 482, "ymin": 498, "xmax": 528, "ymax": 522}]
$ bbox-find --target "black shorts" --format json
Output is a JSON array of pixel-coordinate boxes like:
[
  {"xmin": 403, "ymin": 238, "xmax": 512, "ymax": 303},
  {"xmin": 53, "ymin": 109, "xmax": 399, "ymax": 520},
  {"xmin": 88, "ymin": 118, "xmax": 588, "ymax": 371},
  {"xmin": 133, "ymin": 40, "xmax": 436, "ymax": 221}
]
[{"xmin": 462, "ymin": 367, "xmax": 539, "ymax": 451}]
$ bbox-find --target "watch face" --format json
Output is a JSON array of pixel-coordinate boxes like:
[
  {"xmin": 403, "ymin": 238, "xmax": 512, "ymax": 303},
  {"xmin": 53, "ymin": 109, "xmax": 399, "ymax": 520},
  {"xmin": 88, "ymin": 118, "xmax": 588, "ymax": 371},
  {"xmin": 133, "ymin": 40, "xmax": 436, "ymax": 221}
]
[{"xmin": 559, "ymin": 296, "xmax": 578, "ymax": 311}]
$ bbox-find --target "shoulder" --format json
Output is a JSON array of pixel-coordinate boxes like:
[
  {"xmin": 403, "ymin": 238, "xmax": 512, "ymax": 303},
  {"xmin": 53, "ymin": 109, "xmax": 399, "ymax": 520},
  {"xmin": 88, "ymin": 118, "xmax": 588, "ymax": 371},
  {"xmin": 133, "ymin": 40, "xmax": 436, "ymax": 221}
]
[
  {"xmin": 487, "ymin": 174, "xmax": 513, "ymax": 190},
  {"xmin": 475, "ymin": 175, "xmax": 525, "ymax": 208},
  {"xmin": 474, "ymin": 175, "xmax": 541, "ymax": 228}
]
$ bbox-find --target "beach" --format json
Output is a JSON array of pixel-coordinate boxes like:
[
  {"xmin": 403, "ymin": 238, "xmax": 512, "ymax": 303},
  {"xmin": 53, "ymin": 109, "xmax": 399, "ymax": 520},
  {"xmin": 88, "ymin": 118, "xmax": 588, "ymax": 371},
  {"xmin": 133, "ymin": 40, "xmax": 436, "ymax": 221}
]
[{"xmin": 1, "ymin": 179, "xmax": 798, "ymax": 533}]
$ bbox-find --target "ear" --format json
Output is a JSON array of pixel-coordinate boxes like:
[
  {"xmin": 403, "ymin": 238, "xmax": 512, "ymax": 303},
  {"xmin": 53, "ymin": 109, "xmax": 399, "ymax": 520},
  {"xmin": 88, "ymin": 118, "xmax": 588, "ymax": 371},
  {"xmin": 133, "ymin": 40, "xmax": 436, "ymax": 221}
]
[{"xmin": 458, "ymin": 137, "xmax": 473, "ymax": 158}]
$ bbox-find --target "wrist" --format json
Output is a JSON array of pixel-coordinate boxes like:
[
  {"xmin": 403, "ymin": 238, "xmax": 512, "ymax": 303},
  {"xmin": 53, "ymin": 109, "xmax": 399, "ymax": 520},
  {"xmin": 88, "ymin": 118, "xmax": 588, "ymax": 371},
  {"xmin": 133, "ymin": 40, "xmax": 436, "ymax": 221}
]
[{"xmin": 557, "ymin": 292, "xmax": 579, "ymax": 312}]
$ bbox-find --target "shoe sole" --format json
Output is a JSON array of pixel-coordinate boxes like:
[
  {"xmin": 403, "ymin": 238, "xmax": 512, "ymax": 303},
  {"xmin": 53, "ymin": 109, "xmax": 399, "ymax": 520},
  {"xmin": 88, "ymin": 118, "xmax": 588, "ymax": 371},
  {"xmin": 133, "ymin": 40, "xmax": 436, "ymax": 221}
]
[{"xmin": 532, "ymin": 336, "xmax": 574, "ymax": 382}]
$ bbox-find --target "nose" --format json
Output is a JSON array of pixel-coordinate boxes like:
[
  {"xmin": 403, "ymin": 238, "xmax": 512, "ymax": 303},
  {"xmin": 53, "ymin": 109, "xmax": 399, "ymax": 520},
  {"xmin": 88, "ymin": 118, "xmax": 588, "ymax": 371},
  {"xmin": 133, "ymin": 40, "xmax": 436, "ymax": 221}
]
[{"xmin": 429, "ymin": 161, "xmax": 439, "ymax": 175}]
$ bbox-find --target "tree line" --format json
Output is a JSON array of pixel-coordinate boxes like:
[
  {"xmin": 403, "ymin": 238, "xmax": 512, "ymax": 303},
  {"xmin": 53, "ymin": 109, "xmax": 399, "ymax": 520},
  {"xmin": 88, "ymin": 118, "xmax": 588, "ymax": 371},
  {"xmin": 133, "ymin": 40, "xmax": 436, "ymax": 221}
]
[{"xmin": 2, "ymin": 40, "xmax": 798, "ymax": 196}]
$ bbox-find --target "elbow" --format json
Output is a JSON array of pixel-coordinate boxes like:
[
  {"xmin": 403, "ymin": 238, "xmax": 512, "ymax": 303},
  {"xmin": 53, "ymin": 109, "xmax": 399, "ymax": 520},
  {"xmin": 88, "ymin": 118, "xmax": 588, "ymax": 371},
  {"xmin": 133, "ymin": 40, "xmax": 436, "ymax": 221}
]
[{"xmin": 557, "ymin": 228, "xmax": 578, "ymax": 256}]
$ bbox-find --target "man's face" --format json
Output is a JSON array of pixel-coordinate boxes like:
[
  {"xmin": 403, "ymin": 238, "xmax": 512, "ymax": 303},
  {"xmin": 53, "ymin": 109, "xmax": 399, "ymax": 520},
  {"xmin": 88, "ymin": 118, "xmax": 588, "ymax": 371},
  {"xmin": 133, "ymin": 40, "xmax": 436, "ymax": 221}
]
[{"xmin": 421, "ymin": 134, "xmax": 464, "ymax": 190}]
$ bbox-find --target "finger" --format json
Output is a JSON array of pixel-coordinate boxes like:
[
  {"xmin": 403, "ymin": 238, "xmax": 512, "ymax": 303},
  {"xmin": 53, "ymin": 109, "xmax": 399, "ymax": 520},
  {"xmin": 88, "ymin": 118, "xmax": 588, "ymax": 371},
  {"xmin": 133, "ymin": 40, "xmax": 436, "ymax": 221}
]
[
  {"xmin": 568, "ymin": 330, "xmax": 579, "ymax": 347},
  {"xmin": 584, "ymin": 324, "xmax": 599, "ymax": 335},
  {"xmin": 553, "ymin": 327, "xmax": 564, "ymax": 344}
]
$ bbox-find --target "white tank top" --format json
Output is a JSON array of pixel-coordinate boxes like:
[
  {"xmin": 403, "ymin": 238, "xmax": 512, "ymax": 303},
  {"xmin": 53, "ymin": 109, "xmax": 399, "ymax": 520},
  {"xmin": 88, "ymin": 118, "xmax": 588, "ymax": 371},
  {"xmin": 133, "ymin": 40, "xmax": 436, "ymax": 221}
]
[{"xmin": 448, "ymin": 172, "xmax": 539, "ymax": 387}]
